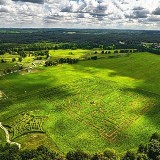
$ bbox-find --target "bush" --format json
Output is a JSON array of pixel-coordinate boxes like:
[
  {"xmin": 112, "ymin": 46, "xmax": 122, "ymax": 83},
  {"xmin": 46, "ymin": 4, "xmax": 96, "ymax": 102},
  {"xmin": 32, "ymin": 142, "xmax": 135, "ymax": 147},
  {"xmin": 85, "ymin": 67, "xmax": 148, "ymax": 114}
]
[
  {"xmin": 66, "ymin": 150, "xmax": 89, "ymax": 160},
  {"xmin": 137, "ymin": 144, "xmax": 147, "ymax": 153},
  {"xmin": 150, "ymin": 133, "xmax": 160, "ymax": 142},
  {"xmin": 148, "ymin": 140, "xmax": 160, "ymax": 160},
  {"xmin": 1, "ymin": 59, "xmax": 6, "ymax": 63},
  {"xmin": 122, "ymin": 151, "xmax": 136, "ymax": 160},
  {"xmin": 91, "ymin": 56, "xmax": 97, "ymax": 60},
  {"xmin": 12, "ymin": 58, "xmax": 16, "ymax": 62},
  {"xmin": 114, "ymin": 50, "xmax": 119, "ymax": 54},
  {"xmin": 103, "ymin": 148, "xmax": 117, "ymax": 160},
  {"xmin": 91, "ymin": 153, "xmax": 107, "ymax": 160},
  {"xmin": 137, "ymin": 153, "xmax": 148, "ymax": 160},
  {"xmin": 18, "ymin": 57, "xmax": 22, "ymax": 62}
]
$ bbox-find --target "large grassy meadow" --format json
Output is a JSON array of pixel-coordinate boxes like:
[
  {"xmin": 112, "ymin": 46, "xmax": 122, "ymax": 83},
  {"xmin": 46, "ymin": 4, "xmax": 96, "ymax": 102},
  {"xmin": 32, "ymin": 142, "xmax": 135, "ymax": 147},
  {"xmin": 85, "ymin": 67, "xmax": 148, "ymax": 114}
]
[{"xmin": 0, "ymin": 50, "xmax": 160, "ymax": 154}]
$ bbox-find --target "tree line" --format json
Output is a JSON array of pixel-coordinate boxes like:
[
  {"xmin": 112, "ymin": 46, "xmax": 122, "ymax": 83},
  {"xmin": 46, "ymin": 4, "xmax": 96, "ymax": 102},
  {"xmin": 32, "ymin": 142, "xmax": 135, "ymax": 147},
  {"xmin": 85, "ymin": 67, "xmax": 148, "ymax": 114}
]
[
  {"xmin": 0, "ymin": 132, "xmax": 160, "ymax": 160},
  {"xmin": 45, "ymin": 58, "xmax": 79, "ymax": 67},
  {"xmin": 0, "ymin": 29, "xmax": 160, "ymax": 55}
]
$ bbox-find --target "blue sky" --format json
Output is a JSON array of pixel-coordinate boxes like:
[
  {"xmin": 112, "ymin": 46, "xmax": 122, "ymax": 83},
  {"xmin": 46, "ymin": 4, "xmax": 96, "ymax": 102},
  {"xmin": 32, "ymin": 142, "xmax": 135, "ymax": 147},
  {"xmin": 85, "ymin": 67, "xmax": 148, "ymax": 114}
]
[{"xmin": 0, "ymin": 0, "xmax": 160, "ymax": 29}]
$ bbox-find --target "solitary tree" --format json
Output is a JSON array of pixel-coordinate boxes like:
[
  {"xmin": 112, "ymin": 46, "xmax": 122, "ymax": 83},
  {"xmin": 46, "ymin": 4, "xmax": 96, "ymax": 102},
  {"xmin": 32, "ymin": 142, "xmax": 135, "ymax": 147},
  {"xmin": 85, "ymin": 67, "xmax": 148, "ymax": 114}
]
[
  {"xmin": 18, "ymin": 57, "xmax": 22, "ymax": 62},
  {"xmin": 12, "ymin": 58, "xmax": 16, "ymax": 62},
  {"xmin": 1, "ymin": 59, "xmax": 6, "ymax": 63}
]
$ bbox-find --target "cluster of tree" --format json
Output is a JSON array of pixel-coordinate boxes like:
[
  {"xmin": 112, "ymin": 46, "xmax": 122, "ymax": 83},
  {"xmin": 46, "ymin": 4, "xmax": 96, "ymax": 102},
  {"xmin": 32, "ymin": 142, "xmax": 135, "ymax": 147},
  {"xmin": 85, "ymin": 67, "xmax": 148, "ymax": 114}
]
[
  {"xmin": 0, "ymin": 42, "xmax": 156, "ymax": 58},
  {"xmin": 59, "ymin": 58, "xmax": 79, "ymax": 64},
  {"xmin": 144, "ymin": 48, "xmax": 160, "ymax": 55},
  {"xmin": 35, "ymin": 56, "xmax": 43, "ymax": 60},
  {"xmin": 119, "ymin": 50, "xmax": 137, "ymax": 53},
  {"xmin": 94, "ymin": 50, "xmax": 137, "ymax": 55},
  {"xmin": 0, "ymin": 144, "xmax": 62, "ymax": 160},
  {"xmin": 11, "ymin": 57, "xmax": 23, "ymax": 62},
  {"xmin": 136, "ymin": 45, "xmax": 160, "ymax": 55},
  {"xmin": 66, "ymin": 148, "xmax": 118, "ymax": 160},
  {"xmin": 18, "ymin": 51, "xmax": 27, "ymax": 58},
  {"xmin": 0, "ymin": 29, "xmax": 160, "ymax": 54},
  {"xmin": 0, "ymin": 132, "xmax": 159, "ymax": 160},
  {"xmin": 45, "ymin": 61, "xmax": 58, "ymax": 66},
  {"xmin": 90, "ymin": 56, "xmax": 98, "ymax": 60},
  {"xmin": 0, "ymin": 42, "xmax": 50, "ymax": 57},
  {"xmin": 68, "ymin": 133, "xmax": 160, "ymax": 160},
  {"xmin": 0, "ymin": 42, "xmax": 60, "ymax": 56},
  {"xmin": 0, "ymin": 50, "xmax": 5, "ymax": 55},
  {"xmin": 1, "ymin": 57, "xmax": 23, "ymax": 64},
  {"xmin": 2, "ymin": 65, "xmax": 23, "ymax": 74},
  {"xmin": 17, "ymin": 50, "xmax": 49, "ymax": 57},
  {"xmin": 94, "ymin": 51, "xmax": 111, "ymax": 54},
  {"xmin": 1, "ymin": 59, "xmax": 7, "ymax": 63},
  {"xmin": 88, "ymin": 49, "xmax": 135, "ymax": 60},
  {"xmin": 45, "ymin": 58, "xmax": 79, "ymax": 67}
]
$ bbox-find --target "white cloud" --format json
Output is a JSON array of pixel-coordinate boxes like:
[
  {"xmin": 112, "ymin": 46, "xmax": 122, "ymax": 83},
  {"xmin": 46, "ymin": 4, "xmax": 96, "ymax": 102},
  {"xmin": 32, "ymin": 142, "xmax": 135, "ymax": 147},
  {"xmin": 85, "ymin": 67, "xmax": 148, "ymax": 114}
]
[{"xmin": 0, "ymin": 0, "xmax": 159, "ymax": 29}]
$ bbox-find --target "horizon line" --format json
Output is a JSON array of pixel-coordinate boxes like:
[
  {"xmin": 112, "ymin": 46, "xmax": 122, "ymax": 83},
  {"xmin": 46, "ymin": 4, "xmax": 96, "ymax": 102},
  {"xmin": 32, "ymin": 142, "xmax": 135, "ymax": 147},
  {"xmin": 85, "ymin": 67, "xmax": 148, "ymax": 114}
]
[{"xmin": 0, "ymin": 27, "xmax": 160, "ymax": 31}]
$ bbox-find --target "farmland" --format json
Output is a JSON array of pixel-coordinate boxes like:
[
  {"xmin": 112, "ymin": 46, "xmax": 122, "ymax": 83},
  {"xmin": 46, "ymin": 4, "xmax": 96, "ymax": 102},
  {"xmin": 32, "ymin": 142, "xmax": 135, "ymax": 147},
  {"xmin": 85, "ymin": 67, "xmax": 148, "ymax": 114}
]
[{"xmin": 0, "ymin": 49, "xmax": 160, "ymax": 155}]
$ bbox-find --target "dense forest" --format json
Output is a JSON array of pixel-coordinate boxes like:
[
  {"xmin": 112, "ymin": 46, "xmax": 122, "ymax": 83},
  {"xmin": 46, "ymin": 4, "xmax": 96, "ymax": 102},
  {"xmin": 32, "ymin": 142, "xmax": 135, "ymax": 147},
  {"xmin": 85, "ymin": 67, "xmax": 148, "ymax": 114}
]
[
  {"xmin": 0, "ymin": 29, "xmax": 160, "ymax": 44},
  {"xmin": 0, "ymin": 29, "xmax": 159, "ymax": 55}
]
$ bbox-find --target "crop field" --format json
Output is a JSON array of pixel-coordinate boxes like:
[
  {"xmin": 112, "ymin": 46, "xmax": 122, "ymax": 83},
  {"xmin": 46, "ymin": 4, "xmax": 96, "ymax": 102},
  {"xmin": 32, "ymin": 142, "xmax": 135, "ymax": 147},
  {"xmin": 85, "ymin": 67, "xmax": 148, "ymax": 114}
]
[
  {"xmin": 8, "ymin": 113, "xmax": 46, "ymax": 139},
  {"xmin": 0, "ymin": 50, "xmax": 160, "ymax": 154}
]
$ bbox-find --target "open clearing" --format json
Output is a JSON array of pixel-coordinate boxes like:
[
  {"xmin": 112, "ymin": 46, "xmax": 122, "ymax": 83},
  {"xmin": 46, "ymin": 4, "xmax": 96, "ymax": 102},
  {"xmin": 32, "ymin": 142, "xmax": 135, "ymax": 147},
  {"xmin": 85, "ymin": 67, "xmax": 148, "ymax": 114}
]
[{"xmin": 0, "ymin": 51, "xmax": 160, "ymax": 154}]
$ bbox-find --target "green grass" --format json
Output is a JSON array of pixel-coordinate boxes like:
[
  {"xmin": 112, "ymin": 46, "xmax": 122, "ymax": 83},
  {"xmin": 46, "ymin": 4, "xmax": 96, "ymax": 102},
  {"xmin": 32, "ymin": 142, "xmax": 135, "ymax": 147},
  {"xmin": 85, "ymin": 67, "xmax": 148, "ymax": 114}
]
[
  {"xmin": 0, "ymin": 129, "xmax": 6, "ymax": 145},
  {"xmin": 0, "ymin": 51, "xmax": 160, "ymax": 154},
  {"xmin": 49, "ymin": 49, "xmax": 116, "ymax": 61},
  {"xmin": 0, "ymin": 53, "xmax": 37, "ymax": 74},
  {"xmin": 49, "ymin": 49, "xmax": 92, "ymax": 57}
]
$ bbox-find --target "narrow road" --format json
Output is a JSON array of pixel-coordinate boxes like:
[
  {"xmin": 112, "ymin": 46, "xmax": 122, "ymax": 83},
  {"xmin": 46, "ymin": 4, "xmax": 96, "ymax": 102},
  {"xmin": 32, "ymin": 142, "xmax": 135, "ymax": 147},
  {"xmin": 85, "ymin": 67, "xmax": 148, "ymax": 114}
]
[{"xmin": 0, "ymin": 122, "xmax": 21, "ymax": 149}]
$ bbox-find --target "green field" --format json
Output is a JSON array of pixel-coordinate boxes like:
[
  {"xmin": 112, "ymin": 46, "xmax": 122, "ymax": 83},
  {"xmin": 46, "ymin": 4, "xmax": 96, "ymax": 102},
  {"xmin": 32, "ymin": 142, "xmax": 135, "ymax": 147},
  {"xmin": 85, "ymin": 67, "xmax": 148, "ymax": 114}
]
[{"xmin": 0, "ymin": 50, "xmax": 160, "ymax": 154}]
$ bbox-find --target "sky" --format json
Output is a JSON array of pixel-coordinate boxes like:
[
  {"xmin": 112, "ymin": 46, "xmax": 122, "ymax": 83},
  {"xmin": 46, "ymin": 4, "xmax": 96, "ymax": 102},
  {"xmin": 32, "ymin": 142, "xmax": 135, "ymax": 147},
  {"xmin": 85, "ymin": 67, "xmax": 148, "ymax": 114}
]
[{"xmin": 0, "ymin": 0, "xmax": 160, "ymax": 30}]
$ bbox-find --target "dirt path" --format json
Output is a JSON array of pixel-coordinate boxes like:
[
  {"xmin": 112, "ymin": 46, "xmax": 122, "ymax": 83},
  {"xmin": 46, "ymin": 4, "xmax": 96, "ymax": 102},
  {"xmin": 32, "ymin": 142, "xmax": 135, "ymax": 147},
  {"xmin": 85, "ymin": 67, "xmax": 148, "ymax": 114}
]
[{"xmin": 0, "ymin": 122, "xmax": 21, "ymax": 149}]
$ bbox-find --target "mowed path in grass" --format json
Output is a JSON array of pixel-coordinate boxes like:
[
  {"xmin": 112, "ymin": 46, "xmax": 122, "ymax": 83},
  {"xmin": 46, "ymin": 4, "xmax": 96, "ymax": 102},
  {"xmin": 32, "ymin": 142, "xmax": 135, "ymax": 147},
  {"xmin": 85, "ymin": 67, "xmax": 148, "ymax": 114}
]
[{"xmin": 0, "ymin": 52, "xmax": 160, "ymax": 154}]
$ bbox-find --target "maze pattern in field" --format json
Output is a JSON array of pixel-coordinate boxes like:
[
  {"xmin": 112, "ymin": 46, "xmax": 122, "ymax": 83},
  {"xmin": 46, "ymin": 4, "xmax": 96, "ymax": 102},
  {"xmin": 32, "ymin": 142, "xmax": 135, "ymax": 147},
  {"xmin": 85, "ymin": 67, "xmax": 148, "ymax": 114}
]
[
  {"xmin": 62, "ymin": 79, "xmax": 157, "ymax": 141},
  {"xmin": 9, "ymin": 114, "xmax": 46, "ymax": 139},
  {"xmin": 37, "ymin": 78, "xmax": 158, "ymax": 141},
  {"xmin": 0, "ymin": 77, "xmax": 158, "ymax": 142}
]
